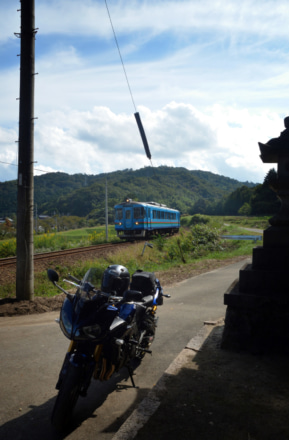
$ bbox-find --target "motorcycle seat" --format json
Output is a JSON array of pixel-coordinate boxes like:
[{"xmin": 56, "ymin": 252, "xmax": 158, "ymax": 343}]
[
  {"xmin": 122, "ymin": 290, "xmax": 154, "ymax": 307},
  {"xmin": 123, "ymin": 290, "xmax": 143, "ymax": 302}
]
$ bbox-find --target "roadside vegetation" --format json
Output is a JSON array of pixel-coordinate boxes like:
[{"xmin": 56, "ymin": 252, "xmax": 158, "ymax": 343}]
[
  {"xmin": 0, "ymin": 225, "xmax": 120, "ymax": 258},
  {"xmin": 0, "ymin": 215, "xmax": 266, "ymax": 299}
]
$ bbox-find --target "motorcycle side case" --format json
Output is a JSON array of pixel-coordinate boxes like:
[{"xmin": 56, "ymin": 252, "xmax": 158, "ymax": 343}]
[{"xmin": 130, "ymin": 271, "xmax": 157, "ymax": 296}]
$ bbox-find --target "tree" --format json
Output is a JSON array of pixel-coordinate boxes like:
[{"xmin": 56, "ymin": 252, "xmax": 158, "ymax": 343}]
[{"xmin": 238, "ymin": 203, "xmax": 251, "ymax": 216}]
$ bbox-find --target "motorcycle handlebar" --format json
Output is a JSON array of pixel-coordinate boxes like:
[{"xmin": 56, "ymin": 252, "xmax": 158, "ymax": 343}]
[
  {"xmin": 162, "ymin": 293, "xmax": 171, "ymax": 298},
  {"xmin": 61, "ymin": 277, "xmax": 169, "ymax": 303},
  {"xmin": 68, "ymin": 273, "xmax": 81, "ymax": 284},
  {"xmin": 96, "ymin": 290, "xmax": 123, "ymax": 303}
]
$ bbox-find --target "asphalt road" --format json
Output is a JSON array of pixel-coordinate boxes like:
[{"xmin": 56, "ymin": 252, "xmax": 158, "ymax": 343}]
[{"xmin": 0, "ymin": 258, "xmax": 249, "ymax": 440}]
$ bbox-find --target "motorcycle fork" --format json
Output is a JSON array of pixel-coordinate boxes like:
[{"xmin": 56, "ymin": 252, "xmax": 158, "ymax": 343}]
[
  {"xmin": 55, "ymin": 340, "xmax": 78, "ymax": 390},
  {"xmin": 93, "ymin": 344, "xmax": 116, "ymax": 381},
  {"xmin": 149, "ymin": 305, "xmax": 158, "ymax": 324},
  {"xmin": 68, "ymin": 340, "xmax": 77, "ymax": 353}
]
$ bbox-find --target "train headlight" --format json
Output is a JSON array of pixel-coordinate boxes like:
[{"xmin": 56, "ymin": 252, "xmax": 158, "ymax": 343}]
[{"xmin": 135, "ymin": 221, "xmax": 139, "ymax": 225}]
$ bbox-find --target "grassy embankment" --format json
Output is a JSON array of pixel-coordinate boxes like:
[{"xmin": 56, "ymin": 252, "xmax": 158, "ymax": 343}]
[
  {"xmin": 0, "ymin": 225, "xmax": 119, "ymax": 259},
  {"xmin": 0, "ymin": 216, "xmax": 268, "ymax": 299}
]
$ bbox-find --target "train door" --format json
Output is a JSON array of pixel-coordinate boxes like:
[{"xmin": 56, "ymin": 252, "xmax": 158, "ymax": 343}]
[
  {"xmin": 147, "ymin": 208, "xmax": 151, "ymax": 230},
  {"xmin": 124, "ymin": 207, "xmax": 133, "ymax": 229}
]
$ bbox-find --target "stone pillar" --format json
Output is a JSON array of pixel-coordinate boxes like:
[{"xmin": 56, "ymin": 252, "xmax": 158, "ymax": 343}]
[{"xmin": 221, "ymin": 132, "xmax": 289, "ymax": 354}]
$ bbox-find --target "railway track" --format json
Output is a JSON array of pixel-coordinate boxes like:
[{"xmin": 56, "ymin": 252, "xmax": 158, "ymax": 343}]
[{"xmin": 0, "ymin": 242, "xmax": 129, "ymax": 268}]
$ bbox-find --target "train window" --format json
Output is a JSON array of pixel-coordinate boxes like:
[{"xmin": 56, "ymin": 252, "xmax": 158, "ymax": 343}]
[
  {"xmin": 126, "ymin": 210, "xmax": 131, "ymax": 219},
  {"xmin": 134, "ymin": 207, "xmax": 144, "ymax": 219},
  {"xmin": 157, "ymin": 211, "xmax": 160, "ymax": 219},
  {"xmin": 116, "ymin": 209, "xmax": 123, "ymax": 220},
  {"xmin": 161, "ymin": 211, "xmax": 164, "ymax": 219}
]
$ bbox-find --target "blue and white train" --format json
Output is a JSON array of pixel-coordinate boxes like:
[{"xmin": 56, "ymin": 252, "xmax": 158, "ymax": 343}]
[{"xmin": 114, "ymin": 199, "xmax": 180, "ymax": 239}]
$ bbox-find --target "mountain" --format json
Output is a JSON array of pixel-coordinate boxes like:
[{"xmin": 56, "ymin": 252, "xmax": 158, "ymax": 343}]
[{"xmin": 0, "ymin": 166, "xmax": 257, "ymax": 222}]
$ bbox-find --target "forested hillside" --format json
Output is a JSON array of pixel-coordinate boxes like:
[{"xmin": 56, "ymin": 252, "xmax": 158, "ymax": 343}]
[
  {"xmin": 213, "ymin": 169, "xmax": 280, "ymax": 216},
  {"xmin": 0, "ymin": 166, "xmax": 264, "ymax": 223}
]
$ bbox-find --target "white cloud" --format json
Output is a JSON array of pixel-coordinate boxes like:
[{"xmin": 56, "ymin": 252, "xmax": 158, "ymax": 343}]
[
  {"xmin": 30, "ymin": 0, "xmax": 289, "ymax": 41},
  {"xmin": 0, "ymin": 2, "xmax": 19, "ymax": 44},
  {"xmin": 1, "ymin": 0, "xmax": 289, "ymax": 184},
  {"xmin": 0, "ymin": 126, "xmax": 18, "ymax": 181},
  {"xmin": 29, "ymin": 102, "xmax": 277, "ymax": 184}
]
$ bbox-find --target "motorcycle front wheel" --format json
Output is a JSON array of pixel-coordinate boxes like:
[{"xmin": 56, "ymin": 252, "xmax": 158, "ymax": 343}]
[{"xmin": 51, "ymin": 362, "xmax": 82, "ymax": 431}]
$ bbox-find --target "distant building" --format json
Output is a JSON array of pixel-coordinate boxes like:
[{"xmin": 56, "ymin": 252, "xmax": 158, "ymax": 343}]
[{"xmin": 0, "ymin": 217, "xmax": 13, "ymax": 224}]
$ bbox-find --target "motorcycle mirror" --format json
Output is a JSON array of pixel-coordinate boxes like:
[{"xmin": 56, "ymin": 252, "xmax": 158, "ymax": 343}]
[{"xmin": 47, "ymin": 269, "xmax": 59, "ymax": 284}]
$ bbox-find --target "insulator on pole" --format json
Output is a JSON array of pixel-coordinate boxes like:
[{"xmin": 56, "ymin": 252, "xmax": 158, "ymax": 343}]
[{"xmin": 134, "ymin": 112, "xmax": 151, "ymax": 160}]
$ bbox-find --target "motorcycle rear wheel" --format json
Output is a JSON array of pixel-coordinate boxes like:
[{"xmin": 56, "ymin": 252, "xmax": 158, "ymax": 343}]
[{"xmin": 51, "ymin": 362, "xmax": 82, "ymax": 431}]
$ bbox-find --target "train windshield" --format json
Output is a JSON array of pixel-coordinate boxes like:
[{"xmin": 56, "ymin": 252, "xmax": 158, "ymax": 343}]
[{"xmin": 115, "ymin": 208, "xmax": 123, "ymax": 220}]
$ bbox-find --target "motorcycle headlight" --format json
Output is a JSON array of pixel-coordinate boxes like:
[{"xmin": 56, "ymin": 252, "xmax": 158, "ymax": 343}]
[
  {"xmin": 81, "ymin": 324, "xmax": 102, "ymax": 339},
  {"xmin": 60, "ymin": 309, "xmax": 73, "ymax": 338}
]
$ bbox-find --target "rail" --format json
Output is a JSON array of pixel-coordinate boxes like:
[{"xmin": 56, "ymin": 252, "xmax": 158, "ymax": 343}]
[{"xmin": 0, "ymin": 242, "xmax": 129, "ymax": 268}]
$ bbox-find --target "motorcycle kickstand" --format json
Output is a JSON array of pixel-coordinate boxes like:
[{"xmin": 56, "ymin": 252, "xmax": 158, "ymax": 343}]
[{"xmin": 127, "ymin": 365, "xmax": 137, "ymax": 388}]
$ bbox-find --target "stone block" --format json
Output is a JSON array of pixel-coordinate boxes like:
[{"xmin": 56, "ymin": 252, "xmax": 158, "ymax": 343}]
[
  {"xmin": 263, "ymin": 226, "xmax": 289, "ymax": 248},
  {"xmin": 252, "ymin": 246, "xmax": 289, "ymax": 270},
  {"xmin": 222, "ymin": 279, "xmax": 289, "ymax": 353},
  {"xmin": 239, "ymin": 264, "xmax": 289, "ymax": 294}
]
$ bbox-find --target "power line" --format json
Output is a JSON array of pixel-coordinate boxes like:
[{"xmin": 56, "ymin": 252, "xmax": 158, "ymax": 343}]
[
  {"xmin": 104, "ymin": 0, "xmax": 137, "ymax": 113},
  {"xmin": 104, "ymin": 0, "xmax": 154, "ymax": 167},
  {"xmin": 0, "ymin": 160, "xmax": 52, "ymax": 174}
]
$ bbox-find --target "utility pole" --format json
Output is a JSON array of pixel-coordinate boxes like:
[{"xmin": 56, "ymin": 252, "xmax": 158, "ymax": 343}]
[
  {"xmin": 105, "ymin": 178, "xmax": 108, "ymax": 241},
  {"xmin": 16, "ymin": 0, "xmax": 36, "ymax": 300},
  {"xmin": 35, "ymin": 203, "xmax": 38, "ymax": 234}
]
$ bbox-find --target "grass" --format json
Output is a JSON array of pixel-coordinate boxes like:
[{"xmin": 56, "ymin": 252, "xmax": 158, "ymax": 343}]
[
  {"xmin": 0, "ymin": 217, "xmax": 261, "ymax": 299},
  {"xmin": 0, "ymin": 225, "xmax": 119, "ymax": 258},
  {"xmin": 37, "ymin": 237, "xmax": 254, "ymax": 299},
  {"xmin": 0, "ymin": 217, "xmax": 265, "ymax": 258},
  {"xmin": 216, "ymin": 215, "xmax": 270, "ymax": 230}
]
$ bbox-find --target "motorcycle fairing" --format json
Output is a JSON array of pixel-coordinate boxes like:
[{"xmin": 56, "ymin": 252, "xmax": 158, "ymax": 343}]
[{"xmin": 59, "ymin": 295, "xmax": 119, "ymax": 341}]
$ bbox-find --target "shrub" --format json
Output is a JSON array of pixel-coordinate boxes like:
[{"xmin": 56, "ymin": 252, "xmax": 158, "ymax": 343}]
[
  {"xmin": 0, "ymin": 238, "xmax": 16, "ymax": 258},
  {"xmin": 154, "ymin": 234, "xmax": 166, "ymax": 251},
  {"xmin": 180, "ymin": 216, "xmax": 191, "ymax": 227},
  {"xmin": 165, "ymin": 224, "xmax": 222, "ymax": 262},
  {"xmin": 190, "ymin": 224, "xmax": 221, "ymax": 251},
  {"xmin": 189, "ymin": 214, "xmax": 211, "ymax": 225}
]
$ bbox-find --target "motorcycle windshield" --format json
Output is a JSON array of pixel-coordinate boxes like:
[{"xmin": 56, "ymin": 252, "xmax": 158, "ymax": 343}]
[
  {"xmin": 81, "ymin": 267, "xmax": 101, "ymax": 285},
  {"xmin": 60, "ymin": 268, "xmax": 118, "ymax": 340},
  {"xmin": 72, "ymin": 267, "xmax": 105, "ymax": 306}
]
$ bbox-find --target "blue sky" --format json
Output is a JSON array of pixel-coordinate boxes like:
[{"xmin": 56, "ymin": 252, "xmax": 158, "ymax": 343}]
[{"xmin": 1, "ymin": 0, "xmax": 289, "ymax": 184}]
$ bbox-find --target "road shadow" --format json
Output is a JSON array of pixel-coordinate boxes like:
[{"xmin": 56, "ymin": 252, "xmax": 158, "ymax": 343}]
[
  {"xmin": 134, "ymin": 323, "xmax": 289, "ymax": 440},
  {"xmin": 0, "ymin": 360, "xmax": 149, "ymax": 440}
]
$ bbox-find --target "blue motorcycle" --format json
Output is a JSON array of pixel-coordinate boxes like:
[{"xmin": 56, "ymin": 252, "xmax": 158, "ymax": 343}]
[{"xmin": 47, "ymin": 265, "xmax": 169, "ymax": 431}]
